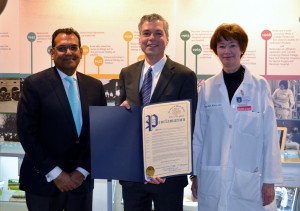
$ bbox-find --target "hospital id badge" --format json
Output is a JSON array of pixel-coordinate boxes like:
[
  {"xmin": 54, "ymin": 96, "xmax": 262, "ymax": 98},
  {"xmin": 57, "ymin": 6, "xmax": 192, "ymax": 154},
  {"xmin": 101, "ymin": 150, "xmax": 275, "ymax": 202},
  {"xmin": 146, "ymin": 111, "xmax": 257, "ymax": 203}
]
[{"xmin": 237, "ymin": 105, "xmax": 252, "ymax": 111}]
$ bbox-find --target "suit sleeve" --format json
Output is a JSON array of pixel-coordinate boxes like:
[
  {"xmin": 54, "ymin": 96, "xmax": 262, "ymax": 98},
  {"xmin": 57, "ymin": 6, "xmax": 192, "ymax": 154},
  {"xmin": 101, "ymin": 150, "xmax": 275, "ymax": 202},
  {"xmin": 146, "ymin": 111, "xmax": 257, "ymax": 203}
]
[
  {"xmin": 17, "ymin": 77, "xmax": 57, "ymax": 175},
  {"xmin": 179, "ymin": 70, "xmax": 198, "ymax": 131}
]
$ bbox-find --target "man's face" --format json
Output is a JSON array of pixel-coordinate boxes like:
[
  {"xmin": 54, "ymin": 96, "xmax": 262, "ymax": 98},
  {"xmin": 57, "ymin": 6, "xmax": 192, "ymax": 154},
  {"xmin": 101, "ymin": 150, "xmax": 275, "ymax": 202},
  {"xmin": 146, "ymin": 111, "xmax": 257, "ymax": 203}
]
[
  {"xmin": 50, "ymin": 33, "xmax": 83, "ymax": 76},
  {"xmin": 139, "ymin": 20, "xmax": 169, "ymax": 63}
]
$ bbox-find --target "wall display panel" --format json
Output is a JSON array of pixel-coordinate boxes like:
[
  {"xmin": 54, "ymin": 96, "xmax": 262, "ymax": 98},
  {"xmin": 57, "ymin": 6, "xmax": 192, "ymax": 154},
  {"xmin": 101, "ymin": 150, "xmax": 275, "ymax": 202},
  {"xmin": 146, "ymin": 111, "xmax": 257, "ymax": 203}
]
[
  {"xmin": 0, "ymin": 0, "xmax": 298, "ymax": 80},
  {"xmin": 0, "ymin": 0, "xmax": 20, "ymax": 75},
  {"xmin": 174, "ymin": 0, "xmax": 300, "ymax": 79},
  {"xmin": 0, "ymin": 0, "xmax": 299, "ymax": 210},
  {"xmin": 17, "ymin": 0, "xmax": 177, "ymax": 79}
]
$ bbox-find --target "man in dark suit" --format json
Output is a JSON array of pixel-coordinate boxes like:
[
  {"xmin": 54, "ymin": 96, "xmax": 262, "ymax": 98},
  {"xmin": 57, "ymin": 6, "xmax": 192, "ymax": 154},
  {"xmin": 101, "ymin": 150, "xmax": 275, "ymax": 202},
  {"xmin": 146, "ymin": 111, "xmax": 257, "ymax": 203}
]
[
  {"xmin": 17, "ymin": 28, "xmax": 107, "ymax": 211},
  {"xmin": 118, "ymin": 14, "xmax": 198, "ymax": 211}
]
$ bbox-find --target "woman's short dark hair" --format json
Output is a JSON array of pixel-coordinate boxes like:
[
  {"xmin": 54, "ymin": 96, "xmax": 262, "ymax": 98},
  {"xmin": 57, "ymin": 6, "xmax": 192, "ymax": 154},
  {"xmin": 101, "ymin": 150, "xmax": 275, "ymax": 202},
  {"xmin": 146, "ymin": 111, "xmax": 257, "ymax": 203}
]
[
  {"xmin": 210, "ymin": 23, "xmax": 248, "ymax": 58},
  {"xmin": 52, "ymin": 27, "xmax": 81, "ymax": 47},
  {"xmin": 279, "ymin": 80, "xmax": 288, "ymax": 89}
]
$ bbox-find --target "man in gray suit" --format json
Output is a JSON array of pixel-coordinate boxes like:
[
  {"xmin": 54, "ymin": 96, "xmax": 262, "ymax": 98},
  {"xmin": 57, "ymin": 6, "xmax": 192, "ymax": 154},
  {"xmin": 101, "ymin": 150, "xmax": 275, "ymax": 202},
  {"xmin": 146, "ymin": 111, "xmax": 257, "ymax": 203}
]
[
  {"xmin": 17, "ymin": 28, "xmax": 107, "ymax": 211},
  {"xmin": 118, "ymin": 13, "xmax": 198, "ymax": 211}
]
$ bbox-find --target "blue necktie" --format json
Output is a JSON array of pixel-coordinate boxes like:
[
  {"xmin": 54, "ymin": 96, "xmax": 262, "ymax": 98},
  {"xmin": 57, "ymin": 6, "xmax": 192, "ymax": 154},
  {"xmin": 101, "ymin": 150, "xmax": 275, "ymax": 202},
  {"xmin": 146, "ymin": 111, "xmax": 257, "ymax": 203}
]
[
  {"xmin": 65, "ymin": 76, "xmax": 81, "ymax": 136},
  {"xmin": 140, "ymin": 67, "xmax": 152, "ymax": 105}
]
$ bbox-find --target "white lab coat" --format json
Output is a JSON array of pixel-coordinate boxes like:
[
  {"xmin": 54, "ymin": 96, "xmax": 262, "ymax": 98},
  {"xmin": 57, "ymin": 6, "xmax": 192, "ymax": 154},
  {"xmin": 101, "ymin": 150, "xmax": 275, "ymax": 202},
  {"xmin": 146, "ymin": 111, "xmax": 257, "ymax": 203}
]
[{"xmin": 193, "ymin": 66, "xmax": 283, "ymax": 211}]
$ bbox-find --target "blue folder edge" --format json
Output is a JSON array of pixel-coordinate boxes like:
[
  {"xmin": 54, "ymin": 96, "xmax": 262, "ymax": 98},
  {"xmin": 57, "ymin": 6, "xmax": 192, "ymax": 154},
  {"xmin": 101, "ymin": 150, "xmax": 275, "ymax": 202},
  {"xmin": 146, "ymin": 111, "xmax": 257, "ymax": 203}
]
[{"xmin": 89, "ymin": 106, "xmax": 145, "ymax": 183}]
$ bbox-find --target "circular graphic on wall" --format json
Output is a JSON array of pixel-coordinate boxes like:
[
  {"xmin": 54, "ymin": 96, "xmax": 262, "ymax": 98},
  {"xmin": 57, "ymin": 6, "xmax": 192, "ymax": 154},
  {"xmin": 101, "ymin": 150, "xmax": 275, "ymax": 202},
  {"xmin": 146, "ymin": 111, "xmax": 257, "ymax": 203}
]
[{"xmin": 0, "ymin": 0, "xmax": 8, "ymax": 16}]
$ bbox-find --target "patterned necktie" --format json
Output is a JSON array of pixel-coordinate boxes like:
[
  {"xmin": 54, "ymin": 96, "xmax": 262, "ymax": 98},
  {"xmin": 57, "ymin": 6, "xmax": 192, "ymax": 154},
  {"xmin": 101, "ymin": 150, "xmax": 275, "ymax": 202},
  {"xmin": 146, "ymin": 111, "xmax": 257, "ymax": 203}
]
[
  {"xmin": 65, "ymin": 76, "xmax": 81, "ymax": 136},
  {"xmin": 140, "ymin": 67, "xmax": 153, "ymax": 105}
]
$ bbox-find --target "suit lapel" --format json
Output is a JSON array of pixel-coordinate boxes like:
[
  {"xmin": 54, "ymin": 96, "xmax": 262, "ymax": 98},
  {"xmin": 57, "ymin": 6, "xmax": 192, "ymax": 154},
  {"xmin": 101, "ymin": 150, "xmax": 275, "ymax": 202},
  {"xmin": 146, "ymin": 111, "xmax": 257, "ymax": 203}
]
[
  {"xmin": 76, "ymin": 72, "xmax": 88, "ymax": 136},
  {"xmin": 150, "ymin": 58, "xmax": 174, "ymax": 103},
  {"xmin": 131, "ymin": 62, "xmax": 144, "ymax": 105}
]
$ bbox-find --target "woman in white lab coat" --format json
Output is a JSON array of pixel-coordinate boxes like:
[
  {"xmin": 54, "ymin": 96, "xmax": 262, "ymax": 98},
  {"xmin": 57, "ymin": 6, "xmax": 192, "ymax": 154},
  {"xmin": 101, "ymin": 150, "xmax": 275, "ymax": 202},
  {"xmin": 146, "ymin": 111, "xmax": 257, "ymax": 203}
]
[{"xmin": 191, "ymin": 23, "xmax": 283, "ymax": 211}]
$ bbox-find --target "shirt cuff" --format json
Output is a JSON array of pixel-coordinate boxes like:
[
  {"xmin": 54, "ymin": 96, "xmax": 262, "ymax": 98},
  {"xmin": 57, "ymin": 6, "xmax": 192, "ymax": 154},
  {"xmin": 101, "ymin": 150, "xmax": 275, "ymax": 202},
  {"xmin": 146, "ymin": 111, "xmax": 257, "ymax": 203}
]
[
  {"xmin": 76, "ymin": 167, "xmax": 90, "ymax": 180},
  {"xmin": 45, "ymin": 166, "xmax": 62, "ymax": 182}
]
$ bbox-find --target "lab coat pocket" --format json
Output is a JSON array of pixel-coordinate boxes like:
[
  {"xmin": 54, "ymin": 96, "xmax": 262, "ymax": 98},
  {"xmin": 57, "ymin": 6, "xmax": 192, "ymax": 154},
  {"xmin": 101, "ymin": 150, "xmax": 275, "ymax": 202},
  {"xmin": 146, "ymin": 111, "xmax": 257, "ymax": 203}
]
[
  {"xmin": 238, "ymin": 112, "xmax": 262, "ymax": 137},
  {"xmin": 231, "ymin": 168, "xmax": 261, "ymax": 202},
  {"xmin": 199, "ymin": 166, "xmax": 221, "ymax": 197}
]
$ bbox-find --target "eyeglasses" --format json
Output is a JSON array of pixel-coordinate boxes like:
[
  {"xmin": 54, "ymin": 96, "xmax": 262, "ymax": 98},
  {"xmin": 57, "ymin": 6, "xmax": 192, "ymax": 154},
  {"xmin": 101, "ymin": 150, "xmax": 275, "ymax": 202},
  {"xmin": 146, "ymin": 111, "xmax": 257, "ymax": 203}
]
[{"xmin": 53, "ymin": 45, "xmax": 80, "ymax": 53}]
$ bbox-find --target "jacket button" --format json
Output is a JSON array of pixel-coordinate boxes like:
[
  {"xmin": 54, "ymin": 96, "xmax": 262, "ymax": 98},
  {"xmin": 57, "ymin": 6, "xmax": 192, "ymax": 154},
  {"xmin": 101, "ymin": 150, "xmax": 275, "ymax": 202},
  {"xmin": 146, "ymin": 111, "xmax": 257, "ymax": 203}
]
[{"xmin": 229, "ymin": 124, "xmax": 232, "ymax": 128}]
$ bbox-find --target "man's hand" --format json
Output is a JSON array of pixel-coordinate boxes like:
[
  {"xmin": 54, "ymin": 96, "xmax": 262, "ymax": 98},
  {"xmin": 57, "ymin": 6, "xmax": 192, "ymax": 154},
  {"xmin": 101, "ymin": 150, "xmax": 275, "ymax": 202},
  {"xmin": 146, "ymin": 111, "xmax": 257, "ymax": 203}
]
[
  {"xmin": 191, "ymin": 177, "xmax": 198, "ymax": 199},
  {"xmin": 120, "ymin": 100, "xmax": 131, "ymax": 109},
  {"xmin": 262, "ymin": 183, "xmax": 275, "ymax": 206},
  {"xmin": 70, "ymin": 170, "xmax": 85, "ymax": 188},
  {"xmin": 53, "ymin": 171, "xmax": 77, "ymax": 192},
  {"xmin": 144, "ymin": 177, "xmax": 166, "ymax": 185}
]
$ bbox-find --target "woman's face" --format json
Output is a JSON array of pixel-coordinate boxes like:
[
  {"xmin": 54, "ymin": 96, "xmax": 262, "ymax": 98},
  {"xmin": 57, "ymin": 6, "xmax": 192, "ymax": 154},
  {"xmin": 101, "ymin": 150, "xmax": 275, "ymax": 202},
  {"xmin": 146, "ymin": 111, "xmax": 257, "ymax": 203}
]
[
  {"xmin": 216, "ymin": 37, "xmax": 243, "ymax": 73},
  {"xmin": 280, "ymin": 84, "xmax": 286, "ymax": 90}
]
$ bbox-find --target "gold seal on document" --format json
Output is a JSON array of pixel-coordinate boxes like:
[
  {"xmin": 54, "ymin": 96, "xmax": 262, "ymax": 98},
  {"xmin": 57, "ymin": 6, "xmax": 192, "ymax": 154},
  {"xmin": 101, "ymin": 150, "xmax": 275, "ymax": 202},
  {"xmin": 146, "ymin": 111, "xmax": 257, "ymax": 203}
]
[{"xmin": 146, "ymin": 166, "xmax": 155, "ymax": 177}]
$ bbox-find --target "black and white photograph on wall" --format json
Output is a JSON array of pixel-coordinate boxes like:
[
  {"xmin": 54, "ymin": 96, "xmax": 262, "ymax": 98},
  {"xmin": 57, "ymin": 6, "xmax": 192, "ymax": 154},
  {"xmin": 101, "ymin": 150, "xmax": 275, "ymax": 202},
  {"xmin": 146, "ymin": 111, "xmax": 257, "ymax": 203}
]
[
  {"xmin": 277, "ymin": 119, "xmax": 300, "ymax": 159},
  {"xmin": 0, "ymin": 78, "xmax": 21, "ymax": 113},
  {"xmin": 103, "ymin": 79, "xmax": 120, "ymax": 106},
  {"xmin": 0, "ymin": 113, "xmax": 18, "ymax": 142},
  {"xmin": 268, "ymin": 79, "xmax": 300, "ymax": 120},
  {"xmin": 275, "ymin": 187, "xmax": 298, "ymax": 211}
]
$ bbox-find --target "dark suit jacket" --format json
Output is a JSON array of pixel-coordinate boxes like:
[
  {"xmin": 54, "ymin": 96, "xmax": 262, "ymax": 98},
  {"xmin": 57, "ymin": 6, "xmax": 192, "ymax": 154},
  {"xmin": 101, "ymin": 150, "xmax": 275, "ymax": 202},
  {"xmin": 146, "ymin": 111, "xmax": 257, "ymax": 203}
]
[
  {"xmin": 118, "ymin": 56, "xmax": 198, "ymax": 191},
  {"xmin": 17, "ymin": 67, "xmax": 107, "ymax": 196}
]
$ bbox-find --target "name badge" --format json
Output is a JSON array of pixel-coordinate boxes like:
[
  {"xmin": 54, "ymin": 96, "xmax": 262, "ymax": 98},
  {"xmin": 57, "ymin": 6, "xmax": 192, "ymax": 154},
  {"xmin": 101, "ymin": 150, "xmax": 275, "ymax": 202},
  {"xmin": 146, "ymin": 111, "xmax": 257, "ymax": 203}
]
[
  {"xmin": 204, "ymin": 103, "xmax": 222, "ymax": 109},
  {"xmin": 237, "ymin": 106, "xmax": 252, "ymax": 111}
]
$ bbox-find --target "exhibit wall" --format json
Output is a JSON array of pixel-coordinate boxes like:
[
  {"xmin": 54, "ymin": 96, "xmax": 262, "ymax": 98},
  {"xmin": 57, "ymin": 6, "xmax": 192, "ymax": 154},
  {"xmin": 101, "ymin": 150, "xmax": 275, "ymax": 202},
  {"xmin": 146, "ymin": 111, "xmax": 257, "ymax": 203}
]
[
  {"xmin": 0, "ymin": 0, "xmax": 299, "ymax": 139},
  {"xmin": 0, "ymin": 1, "xmax": 300, "ymax": 210}
]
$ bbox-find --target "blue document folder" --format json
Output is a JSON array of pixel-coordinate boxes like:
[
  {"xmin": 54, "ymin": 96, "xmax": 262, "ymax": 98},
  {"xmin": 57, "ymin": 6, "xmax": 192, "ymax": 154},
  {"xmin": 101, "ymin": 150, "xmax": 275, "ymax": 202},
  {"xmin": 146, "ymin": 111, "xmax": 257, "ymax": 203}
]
[{"xmin": 89, "ymin": 106, "xmax": 145, "ymax": 183}]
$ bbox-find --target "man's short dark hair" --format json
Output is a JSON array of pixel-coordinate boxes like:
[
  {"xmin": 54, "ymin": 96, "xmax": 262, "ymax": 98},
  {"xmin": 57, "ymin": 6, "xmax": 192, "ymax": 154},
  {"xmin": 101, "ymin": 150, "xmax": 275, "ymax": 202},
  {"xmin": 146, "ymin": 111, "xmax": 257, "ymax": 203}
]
[{"xmin": 52, "ymin": 27, "xmax": 81, "ymax": 47}]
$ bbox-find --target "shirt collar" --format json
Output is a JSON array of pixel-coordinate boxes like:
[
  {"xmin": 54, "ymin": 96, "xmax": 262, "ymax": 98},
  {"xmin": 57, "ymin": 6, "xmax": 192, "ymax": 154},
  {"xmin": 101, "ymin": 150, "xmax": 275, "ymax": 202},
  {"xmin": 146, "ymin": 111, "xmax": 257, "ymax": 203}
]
[
  {"xmin": 143, "ymin": 55, "xmax": 167, "ymax": 75},
  {"xmin": 56, "ymin": 68, "xmax": 77, "ymax": 81}
]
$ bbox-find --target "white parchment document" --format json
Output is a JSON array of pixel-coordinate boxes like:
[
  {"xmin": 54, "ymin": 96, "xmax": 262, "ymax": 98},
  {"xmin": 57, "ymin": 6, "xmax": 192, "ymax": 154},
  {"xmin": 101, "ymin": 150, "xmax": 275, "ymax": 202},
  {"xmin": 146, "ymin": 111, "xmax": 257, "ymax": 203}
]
[{"xmin": 142, "ymin": 100, "xmax": 192, "ymax": 180}]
